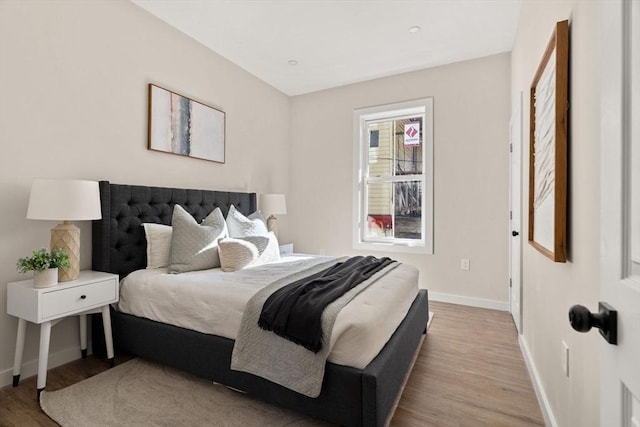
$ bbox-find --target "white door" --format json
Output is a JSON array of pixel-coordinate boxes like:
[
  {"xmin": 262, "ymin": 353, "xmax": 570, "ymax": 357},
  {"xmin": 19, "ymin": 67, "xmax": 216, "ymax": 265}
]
[
  {"xmin": 600, "ymin": 0, "xmax": 640, "ymax": 425},
  {"xmin": 509, "ymin": 93, "xmax": 523, "ymax": 333}
]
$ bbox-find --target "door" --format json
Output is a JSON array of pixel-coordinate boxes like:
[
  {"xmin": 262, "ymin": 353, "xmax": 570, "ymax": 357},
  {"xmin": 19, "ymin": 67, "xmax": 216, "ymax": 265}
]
[
  {"xmin": 600, "ymin": 0, "xmax": 640, "ymax": 424},
  {"xmin": 509, "ymin": 93, "xmax": 523, "ymax": 333}
]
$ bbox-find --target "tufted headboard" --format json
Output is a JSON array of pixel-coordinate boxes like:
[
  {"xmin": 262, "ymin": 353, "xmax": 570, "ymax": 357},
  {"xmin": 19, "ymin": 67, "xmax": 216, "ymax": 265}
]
[{"xmin": 92, "ymin": 181, "xmax": 256, "ymax": 279}]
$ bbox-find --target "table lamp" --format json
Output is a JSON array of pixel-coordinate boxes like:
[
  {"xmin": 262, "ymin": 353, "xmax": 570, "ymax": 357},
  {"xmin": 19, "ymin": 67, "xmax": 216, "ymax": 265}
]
[
  {"xmin": 26, "ymin": 179, "xmax": 102, "ymax": 282},
  {"xmin": 259, "ymin": 194, "xmax": 287, "ymax": 237}
]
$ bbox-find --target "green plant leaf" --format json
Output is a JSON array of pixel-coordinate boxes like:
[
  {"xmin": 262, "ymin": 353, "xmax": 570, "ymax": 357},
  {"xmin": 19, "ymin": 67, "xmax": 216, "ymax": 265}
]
[{"xmin": 16, "ymin": 248, "xmax": 71, "ymax": 273}]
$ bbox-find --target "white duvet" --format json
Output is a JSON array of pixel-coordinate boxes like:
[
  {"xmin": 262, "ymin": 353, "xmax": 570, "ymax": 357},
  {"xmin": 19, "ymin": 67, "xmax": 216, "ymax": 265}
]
[{"xmin": 117, "ymin": 254, "xmax": 419, "ymax": 369}]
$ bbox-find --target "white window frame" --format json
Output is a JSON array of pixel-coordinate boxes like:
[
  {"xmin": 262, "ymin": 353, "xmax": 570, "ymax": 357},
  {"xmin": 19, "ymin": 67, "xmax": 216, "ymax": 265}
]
[{"xmin": 352, "ymin": 97, "xmax": 434, "ymax": 255}]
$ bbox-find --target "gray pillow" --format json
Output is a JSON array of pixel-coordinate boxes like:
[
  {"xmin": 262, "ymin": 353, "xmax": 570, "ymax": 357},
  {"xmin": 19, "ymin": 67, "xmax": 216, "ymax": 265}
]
[{"xmin": 168, "ymin": 205, "xmax": 227, "ymax": 273}]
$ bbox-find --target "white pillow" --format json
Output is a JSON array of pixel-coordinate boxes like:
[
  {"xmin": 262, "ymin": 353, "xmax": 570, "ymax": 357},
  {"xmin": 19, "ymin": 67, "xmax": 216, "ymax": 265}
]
[
  {"xmin": 142, "ymin": 223, "xmax": 173, "ymax": 269},
  {"xmin": 226, "ymin": 205, "xmax": 269, "ymax": 237},
  {"xmin": 168, "ymin": 205, "xmax": 227, "ymax": 273},
  {"xmin": 218, "ymin": 232, "xmax": 280, "ymax": 272}
]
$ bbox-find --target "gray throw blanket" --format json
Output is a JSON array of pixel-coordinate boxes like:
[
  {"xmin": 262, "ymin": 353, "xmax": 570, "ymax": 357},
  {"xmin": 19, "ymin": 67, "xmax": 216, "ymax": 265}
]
[{"xmin": 230, "ymin": 257, "xmax": 400, "ymax": 398}]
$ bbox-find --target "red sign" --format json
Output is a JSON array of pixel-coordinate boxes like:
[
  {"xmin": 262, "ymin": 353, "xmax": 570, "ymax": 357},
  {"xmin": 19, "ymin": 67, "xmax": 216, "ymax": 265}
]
[{"xmin": 404, "ymin": 123, "xmax": 420, "ymax": 146}]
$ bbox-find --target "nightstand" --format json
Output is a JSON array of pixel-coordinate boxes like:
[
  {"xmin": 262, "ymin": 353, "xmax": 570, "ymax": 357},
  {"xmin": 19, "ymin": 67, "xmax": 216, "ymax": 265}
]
[
  {"xmin": 279, "ymin": 243, "xmax": 294, "ymax": 254},
  {"xmin": 7, "ymin": 270, "xmax": 119, "ymax": 400}
]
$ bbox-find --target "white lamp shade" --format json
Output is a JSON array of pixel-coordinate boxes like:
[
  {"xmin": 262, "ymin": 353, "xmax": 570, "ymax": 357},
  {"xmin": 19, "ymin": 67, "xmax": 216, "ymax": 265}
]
[
  {"xmin": 27, "ymin": 179, "xmax": 102, "ymax": 221},
  {"xmin": 259, "ymin": 194, "xmax": 287, "ymax": 216}
]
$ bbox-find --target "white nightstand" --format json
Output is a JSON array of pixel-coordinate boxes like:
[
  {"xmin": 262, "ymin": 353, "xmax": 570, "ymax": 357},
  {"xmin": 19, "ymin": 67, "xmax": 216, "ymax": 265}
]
[
  {"xmin": 7, "ymin": 270, "xmax": 119, "ymax": 400},
  {"xmin": 279, "ymin": 243, "xmax": 294, "ymax": 254}
]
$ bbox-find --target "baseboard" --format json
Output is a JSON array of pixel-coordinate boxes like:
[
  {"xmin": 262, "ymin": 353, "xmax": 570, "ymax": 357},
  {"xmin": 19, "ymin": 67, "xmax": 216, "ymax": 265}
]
[
  {"xmin": 518, "ymin": 335, "xmax": 558, "ymax": 427},
  {"xmin": 428, "ymin": 291, "xmax": 509, "ymax": 311},
  {"xmin": 0, "ymin": 344, "xmax": 88, "ymax": 389}
]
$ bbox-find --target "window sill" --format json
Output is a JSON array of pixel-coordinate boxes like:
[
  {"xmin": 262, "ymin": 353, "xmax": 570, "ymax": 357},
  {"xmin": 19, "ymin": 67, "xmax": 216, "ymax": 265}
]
[{"xmin": 353, "ymin": 241, "xmax": 432, "ymax": 255}]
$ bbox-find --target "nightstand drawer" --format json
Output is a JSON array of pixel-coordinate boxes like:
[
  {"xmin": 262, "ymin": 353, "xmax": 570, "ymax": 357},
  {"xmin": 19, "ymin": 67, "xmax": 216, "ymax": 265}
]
[{"xmin": 41, "ymin": 280, "xmax": 116, "ymax": 319}]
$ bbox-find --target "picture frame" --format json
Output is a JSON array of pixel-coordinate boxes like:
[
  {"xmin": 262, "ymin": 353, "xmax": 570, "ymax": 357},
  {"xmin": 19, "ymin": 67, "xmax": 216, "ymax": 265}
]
[
  {"xmin": 148, "ymin": 84, "xmax": 225, "ymax": 163},
  {"xmin": 528, "ymin": 20, "xmax": 569, "ymax": 262}
]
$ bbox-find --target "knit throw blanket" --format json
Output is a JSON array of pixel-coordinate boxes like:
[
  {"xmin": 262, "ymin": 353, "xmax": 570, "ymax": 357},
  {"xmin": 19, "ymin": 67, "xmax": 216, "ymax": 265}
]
[{"xmin": 231, "ymin": 256, "xmax": 399, "ymax": 398}]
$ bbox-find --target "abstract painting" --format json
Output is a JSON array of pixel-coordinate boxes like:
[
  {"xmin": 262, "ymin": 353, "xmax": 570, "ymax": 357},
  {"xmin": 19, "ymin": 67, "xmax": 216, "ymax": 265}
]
[
  {"xmin": 148, "ymin": 84, "xmax": 225, "ymax": 163},
  {"xmin": 528, "ymin": 20, "xmax": 568, "ymax": 262}
]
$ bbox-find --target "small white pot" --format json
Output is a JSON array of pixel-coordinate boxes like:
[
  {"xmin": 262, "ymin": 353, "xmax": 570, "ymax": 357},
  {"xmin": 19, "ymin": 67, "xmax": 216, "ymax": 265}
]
[{"xmin": 33, "ymin": 268, "xmax": 58, "ymax": 288}]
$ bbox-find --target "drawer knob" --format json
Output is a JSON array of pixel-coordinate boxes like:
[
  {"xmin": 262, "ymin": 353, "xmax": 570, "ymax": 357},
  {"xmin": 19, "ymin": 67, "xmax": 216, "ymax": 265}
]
[{"xmin": 80, "ymin": 295, "xmax": 87, "ymax": 300}]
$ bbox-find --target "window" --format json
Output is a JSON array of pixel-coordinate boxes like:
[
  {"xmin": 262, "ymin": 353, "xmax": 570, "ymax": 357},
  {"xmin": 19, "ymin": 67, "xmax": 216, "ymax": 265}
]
[{"xmin": 353, "ymin": 98, "xmax": 433, "ymax": 254}]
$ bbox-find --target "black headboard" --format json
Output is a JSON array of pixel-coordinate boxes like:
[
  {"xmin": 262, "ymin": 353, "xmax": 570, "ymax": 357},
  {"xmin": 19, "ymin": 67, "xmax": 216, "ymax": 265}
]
[{"xmin": 92, "ymin": 181, "xmax": 257, "ymax": 279}]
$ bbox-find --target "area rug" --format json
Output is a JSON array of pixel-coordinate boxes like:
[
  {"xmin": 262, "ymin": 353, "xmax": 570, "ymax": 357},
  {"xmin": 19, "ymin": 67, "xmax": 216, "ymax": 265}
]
[
  {"xmin": 40, "ymin": 358, "xmax": 330, "ymax": 426},
  {"xmin": 41, "ymin": 312, "xmax": 434, "ymax": 426}
]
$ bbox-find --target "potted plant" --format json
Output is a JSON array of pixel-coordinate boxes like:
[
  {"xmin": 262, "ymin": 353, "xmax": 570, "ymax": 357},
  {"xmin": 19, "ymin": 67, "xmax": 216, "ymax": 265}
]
[{"xmin": 16, "ymin": 248, "xmax": 71, "ymax": 288}]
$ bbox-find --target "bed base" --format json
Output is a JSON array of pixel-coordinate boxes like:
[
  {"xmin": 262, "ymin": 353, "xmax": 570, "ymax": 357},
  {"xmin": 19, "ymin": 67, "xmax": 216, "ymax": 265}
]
[{"xmin": 94, "ymin": 289, "xmax": 427, "ymax": 427}]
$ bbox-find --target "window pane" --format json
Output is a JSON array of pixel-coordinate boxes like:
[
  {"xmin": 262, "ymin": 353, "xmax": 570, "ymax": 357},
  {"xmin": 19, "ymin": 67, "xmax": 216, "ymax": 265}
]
[
  {"xmin": 367, "ymin": 118, "xmax": 423, "ymax": 178},
  {"xmin": 367, "ymin": 122, "xmax": 393, "ymax": 177},
  {"xmin": 394, "ymin": 181, "xmax": 422, "ymax": 240},
  {"xmin": 366, "ymin": 182, "xmax": 393, "ymax": 238},
  {"xmin": 365, "ymin": 181, "xmax": 422, "ymax": 240},
  {"xmin": 395, "ymin": 118, "xmax": 423, "ymax": 176}
]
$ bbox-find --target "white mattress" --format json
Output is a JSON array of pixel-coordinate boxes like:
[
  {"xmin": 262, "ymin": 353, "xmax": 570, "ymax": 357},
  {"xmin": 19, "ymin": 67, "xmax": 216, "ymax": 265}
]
[{"xmin": 117, "ymin": 254, "xmax": 419, "ymax": 369}]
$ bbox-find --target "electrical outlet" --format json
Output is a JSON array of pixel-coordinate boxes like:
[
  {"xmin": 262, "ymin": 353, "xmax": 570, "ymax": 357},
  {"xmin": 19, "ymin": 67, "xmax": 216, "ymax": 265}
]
[
  {"xmin": 461, "ymin": 258, "xmax": 470, "ymax": 270},
  {"xmin": 562, "ymin": 341, "xmax": 570, "ymax": 377}
]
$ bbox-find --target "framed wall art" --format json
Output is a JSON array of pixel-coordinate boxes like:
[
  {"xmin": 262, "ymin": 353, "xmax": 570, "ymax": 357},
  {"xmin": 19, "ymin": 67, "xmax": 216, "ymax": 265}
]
[
  {"xmin": 528, "ymin": 20, "xmax": 569, "ymax": 262},
  {"xmin": 148, "ymin": 84, "xmax": 225, "ymax": 163}
]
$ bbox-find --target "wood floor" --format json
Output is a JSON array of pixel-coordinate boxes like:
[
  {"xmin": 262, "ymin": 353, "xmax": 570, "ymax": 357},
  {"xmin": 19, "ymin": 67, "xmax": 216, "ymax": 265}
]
[
  {"xmin": 0, "ymin": 301, "xmax": 543, "ymax": 427},
  {"xmin": 392, "ymin": 302, "xmax": 544, "ymax": 426}
]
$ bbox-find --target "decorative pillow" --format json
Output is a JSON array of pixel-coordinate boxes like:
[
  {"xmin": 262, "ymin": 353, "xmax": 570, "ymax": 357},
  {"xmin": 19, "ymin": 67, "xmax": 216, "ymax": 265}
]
[
  {"xmin": 168, "ymin": 205, "xmax": 227, "ymax": 273},
  {"xmin": 248, "ymin": 209, "xmax": 266, "ymax": 224},
  {"xmin": 226, "ymin": 205, "xmax": 269, "ymax": 237},
  {"xmin": 218, "ymin": 232, "xmax": 280, "ymax": 272},
  {"xmin": 142, "ymin": 223, "xmax": 172, "ymax": 269}
]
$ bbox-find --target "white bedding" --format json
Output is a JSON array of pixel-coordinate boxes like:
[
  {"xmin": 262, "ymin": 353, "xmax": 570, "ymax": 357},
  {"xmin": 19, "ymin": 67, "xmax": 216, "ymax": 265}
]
[{"xmin": 117, "ymin": 254, "xmax": 419, "ymax": 369}]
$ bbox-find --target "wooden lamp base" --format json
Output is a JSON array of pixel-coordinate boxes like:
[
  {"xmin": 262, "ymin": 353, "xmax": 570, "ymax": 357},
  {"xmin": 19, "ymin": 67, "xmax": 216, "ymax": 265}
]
[
  {"xmin": 50, "ymin": 221, "xmax": 80, "ymax": 282},
  {"xmin": 266, "ymin": 215, "xmax": 279, "ymax": 239}
]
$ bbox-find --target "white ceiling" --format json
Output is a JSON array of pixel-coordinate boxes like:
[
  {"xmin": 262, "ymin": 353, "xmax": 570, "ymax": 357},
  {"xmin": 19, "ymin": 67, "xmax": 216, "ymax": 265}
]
[{"xmin": 132, "ymin": 0, "xmax": 522, "ymax": 96}]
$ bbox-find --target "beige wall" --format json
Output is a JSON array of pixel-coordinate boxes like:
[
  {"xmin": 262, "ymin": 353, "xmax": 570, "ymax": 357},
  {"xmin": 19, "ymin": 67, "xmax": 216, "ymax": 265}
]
[
  {"xmin": 289, "ymin": 53, "xmax": 511, "ymax": 306},
  {"xmin": 512, "ymin": 1, "xmax": 601, "ymax": 426},
  {"xmin": 0, "ymin": 0, "xmax": 290, "ymax": 385}
]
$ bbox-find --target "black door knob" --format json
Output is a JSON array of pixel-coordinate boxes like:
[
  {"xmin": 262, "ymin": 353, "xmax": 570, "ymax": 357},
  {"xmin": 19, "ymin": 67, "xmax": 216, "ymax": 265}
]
[
  {"xmin": 569, "ymin": 302, "xmax": 617, "ymax": 345},
  {"xmin": 512, "ymin": 230, "xmax": 519, "ymax": 236}
]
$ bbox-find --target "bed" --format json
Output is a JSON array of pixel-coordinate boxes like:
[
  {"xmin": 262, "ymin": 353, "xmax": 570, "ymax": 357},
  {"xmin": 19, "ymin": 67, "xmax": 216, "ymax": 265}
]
[{"xmin": 91, "ymin": 181, "xmax": 429, "ymax": 427}]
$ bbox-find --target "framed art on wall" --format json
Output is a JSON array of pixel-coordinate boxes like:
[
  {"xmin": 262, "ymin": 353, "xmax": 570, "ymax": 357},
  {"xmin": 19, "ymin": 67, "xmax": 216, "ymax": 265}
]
[
  {"xmin": 528, "ymin": 20, "xmax": 569, "ymax": 262},
  {"xmin": 148, "ymin": 84, "xmax": 225, "ymax": 163}
]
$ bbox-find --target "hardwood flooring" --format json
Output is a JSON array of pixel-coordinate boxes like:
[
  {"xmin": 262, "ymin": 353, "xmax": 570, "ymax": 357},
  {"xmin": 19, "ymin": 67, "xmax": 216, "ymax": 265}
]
[
  {"xmin": 392, "ymin": 302, "xmax": 544, "ymax": 426},
  {"xmin": 0, "ymin": 301, "xmax": 543, "ymax": 426}
]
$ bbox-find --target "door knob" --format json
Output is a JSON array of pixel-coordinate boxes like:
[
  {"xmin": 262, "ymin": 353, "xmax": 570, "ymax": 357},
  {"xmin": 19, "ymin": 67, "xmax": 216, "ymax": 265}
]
[
  {"xmin": 569, "ymin": 302, "xmax": 617, "ymax": 345},
  {"xmin": 512, "ymin": 230, "xmax": 519, "ymax": 236}
]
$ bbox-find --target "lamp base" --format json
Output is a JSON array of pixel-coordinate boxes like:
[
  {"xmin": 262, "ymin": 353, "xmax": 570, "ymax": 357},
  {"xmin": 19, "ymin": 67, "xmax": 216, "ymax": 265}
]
[
  {"xmin": 266, "ymin": 215, "xmax": 278, "ymax": 238},
  {"xmin": 50, "ymin": 221, "xmax": 80, "ymax": 282}
]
